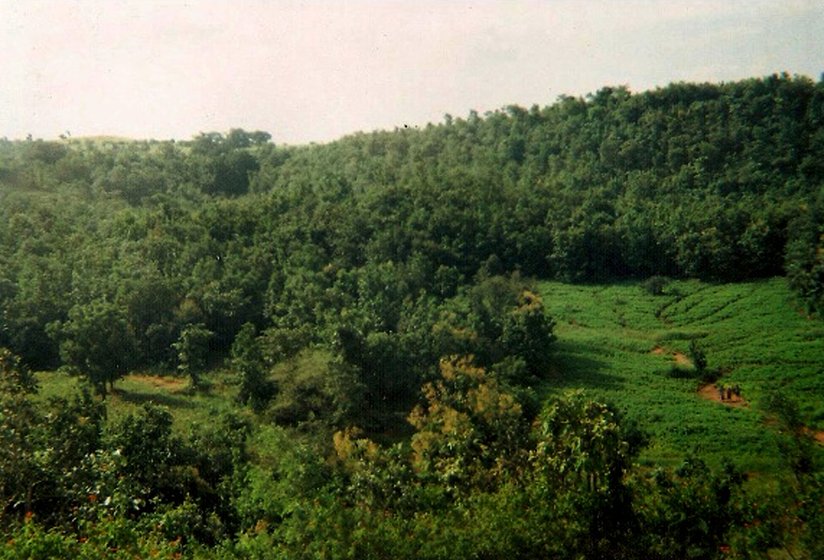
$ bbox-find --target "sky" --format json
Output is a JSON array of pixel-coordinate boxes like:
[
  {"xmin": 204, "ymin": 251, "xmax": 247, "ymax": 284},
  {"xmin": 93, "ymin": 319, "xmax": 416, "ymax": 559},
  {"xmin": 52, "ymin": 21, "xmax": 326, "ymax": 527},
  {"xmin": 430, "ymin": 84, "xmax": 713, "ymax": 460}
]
[{"xmin": 1, "ymin": 0, "xmax": 822, "ymax": 145}]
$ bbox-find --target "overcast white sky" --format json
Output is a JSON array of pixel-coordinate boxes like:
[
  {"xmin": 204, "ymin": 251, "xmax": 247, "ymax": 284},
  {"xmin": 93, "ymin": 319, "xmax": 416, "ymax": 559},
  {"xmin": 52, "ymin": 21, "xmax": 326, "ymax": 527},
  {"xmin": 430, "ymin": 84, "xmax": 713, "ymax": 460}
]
[{"xmin": 1, "ymin": 0, "xmax": 822, "ymax": 145}]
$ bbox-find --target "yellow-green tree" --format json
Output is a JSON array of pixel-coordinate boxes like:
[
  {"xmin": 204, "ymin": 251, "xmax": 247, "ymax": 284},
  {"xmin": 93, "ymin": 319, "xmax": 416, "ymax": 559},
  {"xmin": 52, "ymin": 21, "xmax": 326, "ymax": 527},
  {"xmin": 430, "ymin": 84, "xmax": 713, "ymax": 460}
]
[{"xmin": 408, "ymin": 355, "xmax": 528, "ymax": 491}]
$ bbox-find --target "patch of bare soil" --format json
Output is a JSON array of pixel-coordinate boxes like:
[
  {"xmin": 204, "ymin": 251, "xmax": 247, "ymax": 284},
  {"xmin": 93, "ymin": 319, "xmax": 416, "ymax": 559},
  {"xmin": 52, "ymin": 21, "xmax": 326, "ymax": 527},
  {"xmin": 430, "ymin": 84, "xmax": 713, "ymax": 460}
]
[
  {"xmin": 698, "ymin": 383, "xmax": 748, "ymax": 408},
  {"xmin": 673, "ymin": 352, "xmax": 691, "ymax": 367},
  {"xmin": 128, "ymin": 374, "xmax": 187, "ymax": 392},
  {"xmin": 650, "ymin": 346, "xmax": 692, "ymax": 367}
]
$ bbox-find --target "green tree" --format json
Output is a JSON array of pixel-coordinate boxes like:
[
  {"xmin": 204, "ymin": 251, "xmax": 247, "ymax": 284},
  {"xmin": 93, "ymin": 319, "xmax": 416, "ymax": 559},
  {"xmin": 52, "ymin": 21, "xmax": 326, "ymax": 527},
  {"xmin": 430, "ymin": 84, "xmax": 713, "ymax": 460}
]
[
  {"xmin": 0, "ymin": 347, "xmax": 37, "ymax": 394},
  {"xmin": 500, "ymin": 289, "xmax": 555, "ymax": 377},
  {"xmin": 0, "ymin": 380, "xmax": 41, "ymax": 519},
  {"xmin": 531, "ymin": 391, "xmax": 645, "ymax": 558},
  {"xmin": 232, "ymin": 322, "xmax": 273, "ymax": 411},
  {"xmin": 642, "ymin": 275, "xmax": 670, "ymax": 296},
  {"xmin": 173, "ymin": 323, "xmax": 213, "ymax": 389},
  {"xmin": 786, "ymin": 197, "xmax": 824, "ymax": 316},
  {"xmin": 633, "ymin": 459, "xmax": 748, "ymax": 560},
  {"xmin": 689, "ymin": 339, "xmax": 708, "ymax": 375},
  {"xmin": 52, "ymin": 300, "xmax": 138, "ymax": 396}
]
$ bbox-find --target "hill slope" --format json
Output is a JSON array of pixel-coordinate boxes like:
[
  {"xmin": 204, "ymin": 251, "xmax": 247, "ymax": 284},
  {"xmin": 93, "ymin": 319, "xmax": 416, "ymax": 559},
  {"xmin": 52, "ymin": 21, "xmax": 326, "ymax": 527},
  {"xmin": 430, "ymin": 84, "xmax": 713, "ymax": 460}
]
[{"xmin": 540, "ymin": 277, "xmax": 824, "ymax": 472}]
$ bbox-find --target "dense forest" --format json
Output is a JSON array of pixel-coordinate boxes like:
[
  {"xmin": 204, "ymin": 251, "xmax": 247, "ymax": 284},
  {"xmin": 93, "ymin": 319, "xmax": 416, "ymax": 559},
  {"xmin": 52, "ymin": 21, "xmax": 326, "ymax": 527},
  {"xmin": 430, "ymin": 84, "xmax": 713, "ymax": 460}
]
[{"xmin": 0, "ymin": 74, "xmax": 822, "ymax": 558}]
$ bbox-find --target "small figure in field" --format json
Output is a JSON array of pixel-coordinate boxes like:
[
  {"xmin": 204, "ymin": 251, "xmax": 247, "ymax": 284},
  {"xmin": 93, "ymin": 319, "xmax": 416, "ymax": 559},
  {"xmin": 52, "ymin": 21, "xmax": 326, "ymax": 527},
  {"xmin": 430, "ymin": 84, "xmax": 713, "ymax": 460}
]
[
  {"xmin": 726, "ymin": 387, "xmax": 733, "ymax": 401},
  {"xmin": 718, "ymin": 384, "xmax": 726, "ymax": 401},
  {"xmin": 733, "ymin": 384, "xmax": 741, "ymax": 399}
]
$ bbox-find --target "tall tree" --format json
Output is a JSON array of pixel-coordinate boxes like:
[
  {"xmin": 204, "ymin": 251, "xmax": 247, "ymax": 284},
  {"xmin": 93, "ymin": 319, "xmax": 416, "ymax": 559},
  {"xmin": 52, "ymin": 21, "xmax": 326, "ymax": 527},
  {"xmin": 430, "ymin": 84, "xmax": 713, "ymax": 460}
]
[{"xmin": 173, "ymin": 322, "xmax": 214, "ymax": 389}]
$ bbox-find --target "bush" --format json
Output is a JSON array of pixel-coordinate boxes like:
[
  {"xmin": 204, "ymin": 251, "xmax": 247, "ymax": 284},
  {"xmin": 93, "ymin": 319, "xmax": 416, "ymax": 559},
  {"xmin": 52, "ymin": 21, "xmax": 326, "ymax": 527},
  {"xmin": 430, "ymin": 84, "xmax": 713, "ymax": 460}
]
[
  {"xmin": 689, "ymin": 340, "xmax": 707, "ymax": 373},
  {"xmin": 643, "ymin": 276, "xmax": 671, "ymax": 296}
]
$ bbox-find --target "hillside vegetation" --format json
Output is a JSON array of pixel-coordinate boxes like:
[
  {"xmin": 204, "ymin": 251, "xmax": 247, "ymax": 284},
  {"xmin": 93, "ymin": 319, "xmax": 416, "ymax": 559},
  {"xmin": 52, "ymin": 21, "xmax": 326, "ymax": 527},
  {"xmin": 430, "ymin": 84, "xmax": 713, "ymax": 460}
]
[
  {"xmin": 0, "ymin": 74, "xmax": 823, "ymax": 558},
  {"xmin": 540, "ymin": 278, "xmax": 824, "ymax": 472}
]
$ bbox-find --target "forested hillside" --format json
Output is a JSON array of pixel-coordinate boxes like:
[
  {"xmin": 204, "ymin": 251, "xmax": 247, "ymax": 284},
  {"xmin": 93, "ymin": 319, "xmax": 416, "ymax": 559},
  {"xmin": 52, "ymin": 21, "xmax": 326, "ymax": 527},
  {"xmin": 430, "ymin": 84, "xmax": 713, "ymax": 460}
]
[{"xmin": 0, "ymin": 74, "xmax": 823, "ymax": 558}]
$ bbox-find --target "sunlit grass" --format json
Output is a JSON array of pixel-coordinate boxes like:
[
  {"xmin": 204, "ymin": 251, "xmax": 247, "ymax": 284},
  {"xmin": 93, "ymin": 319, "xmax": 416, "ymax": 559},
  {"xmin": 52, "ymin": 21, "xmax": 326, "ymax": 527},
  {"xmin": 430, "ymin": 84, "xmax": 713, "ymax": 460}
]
[{"xmin": 35, "ymin": 367, "xmax": 242, "ymax": 434}]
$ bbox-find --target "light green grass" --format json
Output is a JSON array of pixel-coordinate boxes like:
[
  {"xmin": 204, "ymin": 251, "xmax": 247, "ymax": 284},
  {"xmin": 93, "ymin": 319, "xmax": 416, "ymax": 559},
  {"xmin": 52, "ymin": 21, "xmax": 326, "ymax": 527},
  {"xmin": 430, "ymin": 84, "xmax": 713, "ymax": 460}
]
[
  {"xmin": 33, "ymin": 370, "xmax": 84, "ymax": 401},
  {"xmin": 539, "ymin": 278, "xmax": 824, "ymax": 473},
  {"xmin": 34, "ymin": 368, "xmax": 242, "ymax": 434}
]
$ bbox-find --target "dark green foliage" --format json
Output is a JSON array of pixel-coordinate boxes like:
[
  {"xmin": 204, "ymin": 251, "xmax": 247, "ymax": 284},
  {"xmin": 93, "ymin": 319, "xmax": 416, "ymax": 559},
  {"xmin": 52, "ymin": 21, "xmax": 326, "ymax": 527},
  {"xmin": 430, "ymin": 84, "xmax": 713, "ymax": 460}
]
[
  {"xmin": 0, "ymin": 347, "xmax": 37, "ymax": 394},
  {"xmin": 500, "ymin": 288, "xmax": 556, "ymax": 376},
  {"xmin": 756, "ymin": 393, "xmax": 824, "ymax": 557},
  {"xmin": 407, "ymin": 357, "xmax": 530, "ymax": 491},
  {"xmin": 763, "ymin": 392, "xmax": 817, "ymax": 479},
  {"xmin": 530, "ymin": 392, "xmax": 643, "ymax": 558},
  {"xmin": 269, "ymin": 389, "xmax": 760, "ymax": 560},
  {"xmin": 633, "ymin": 459, "xmax": 747, "ymax": 560},
  {"xmin": 265, "ymin": 350, "xmax": 364, "ymax": 430},
  {"xmin": 0, "ymin": 383, "xmax": 105, "ymax": 527},
  {"xmin": 232, "ymin": 322, "xmax": 274, "ymax": 411},
  {"xmin": 1, "ymin": 516, "xmax": 183, "ymax": 559},
  {"xmin": 99, "ymin": 405, "xmax": 251, "ymax": 543},
  {"xmin": 785, "ymin": 193, "xmax": 824, "ymax": 315},
  {"xmin": 689, "ymin": 339, "xmax": 708, "ymax": 374},
  {"xmin": 643, "ymin": 275, "xmax": 670, "ymax": 296},
  {"xmin": 433, "ymin": 274, "xmax": 556, "ymax": 382},
  {"xmin": 189, "ymin": 130, "xmax": 270, "ymax": 197},
  {"xmin": 1, "ymin": 77, "xmax": 821, "ymax": 382}
]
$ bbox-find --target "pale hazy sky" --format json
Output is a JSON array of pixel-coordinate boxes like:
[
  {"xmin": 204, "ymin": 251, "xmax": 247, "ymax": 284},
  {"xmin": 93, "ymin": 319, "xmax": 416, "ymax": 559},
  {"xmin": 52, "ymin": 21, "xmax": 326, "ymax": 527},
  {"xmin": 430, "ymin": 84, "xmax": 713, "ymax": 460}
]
[{"xmin": 1, "ymin": 1, "xmax": 822, "ymax": 145}]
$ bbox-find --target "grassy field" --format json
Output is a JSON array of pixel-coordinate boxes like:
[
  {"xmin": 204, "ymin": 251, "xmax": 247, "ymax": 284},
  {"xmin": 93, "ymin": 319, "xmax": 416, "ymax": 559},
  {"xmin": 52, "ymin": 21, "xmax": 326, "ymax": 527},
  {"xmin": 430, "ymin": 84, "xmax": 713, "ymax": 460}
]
[
  {"xmin": 35, "ymin": 367, "xmax": 242, "ymax": 434},
  {"xmin": 538, "ymin": 277, "xmax": 824, "ymax": 474}
]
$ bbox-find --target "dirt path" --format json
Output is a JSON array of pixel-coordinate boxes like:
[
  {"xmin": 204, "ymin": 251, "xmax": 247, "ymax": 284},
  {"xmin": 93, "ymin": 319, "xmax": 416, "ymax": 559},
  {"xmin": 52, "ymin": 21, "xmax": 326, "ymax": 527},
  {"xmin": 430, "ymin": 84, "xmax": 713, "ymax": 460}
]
[{"xmin": 698, "ymin": 383, "xmax": 748, "ymax": 408}]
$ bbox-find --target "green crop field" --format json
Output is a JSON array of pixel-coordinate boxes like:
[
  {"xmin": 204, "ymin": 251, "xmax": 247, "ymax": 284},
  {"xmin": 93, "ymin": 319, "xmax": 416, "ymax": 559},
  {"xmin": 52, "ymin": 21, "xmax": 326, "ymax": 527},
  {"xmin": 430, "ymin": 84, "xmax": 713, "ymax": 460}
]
[{"xmin": 539, "ymin": 277, "xmax": 824, "ymax": 474}]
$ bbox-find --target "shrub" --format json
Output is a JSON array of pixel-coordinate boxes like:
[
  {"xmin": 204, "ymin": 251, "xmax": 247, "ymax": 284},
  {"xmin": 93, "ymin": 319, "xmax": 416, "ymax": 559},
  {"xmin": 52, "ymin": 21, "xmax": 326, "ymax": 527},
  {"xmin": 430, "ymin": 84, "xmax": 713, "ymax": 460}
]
[{"xmin": 643, "ymin": 276, "xmax": 671, "ymax": 296}]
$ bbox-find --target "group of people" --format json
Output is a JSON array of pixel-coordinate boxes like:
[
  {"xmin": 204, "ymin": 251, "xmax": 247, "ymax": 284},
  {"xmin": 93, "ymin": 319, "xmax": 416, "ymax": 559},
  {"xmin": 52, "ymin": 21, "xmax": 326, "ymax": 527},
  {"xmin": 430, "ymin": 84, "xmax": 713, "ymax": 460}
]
[{"xmin": 717, "ymin": 383, "xmax": 741, "ymax": 402}]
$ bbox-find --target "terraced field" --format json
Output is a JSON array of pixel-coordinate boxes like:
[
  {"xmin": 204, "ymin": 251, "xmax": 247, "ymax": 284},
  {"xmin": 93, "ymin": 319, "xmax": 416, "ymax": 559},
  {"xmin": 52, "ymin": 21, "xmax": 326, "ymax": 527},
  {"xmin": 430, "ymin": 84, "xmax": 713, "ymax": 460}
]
[{"xmin": 539, "ymin": 278, "xmax": 824, "ymax": 473}]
